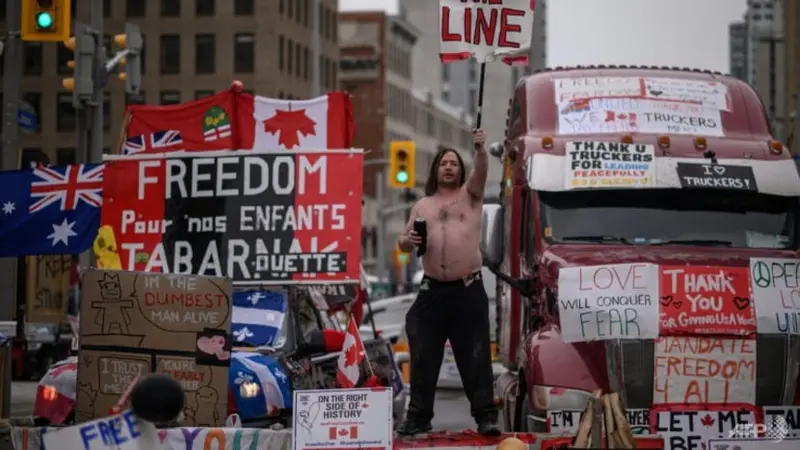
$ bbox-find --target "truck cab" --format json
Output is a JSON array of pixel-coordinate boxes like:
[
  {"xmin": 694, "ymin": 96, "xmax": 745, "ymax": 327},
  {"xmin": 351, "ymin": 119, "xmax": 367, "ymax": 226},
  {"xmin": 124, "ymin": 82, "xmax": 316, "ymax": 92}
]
[{"xmin": 482, "ymin": 66, "xmax": 800, "ymax": 432}]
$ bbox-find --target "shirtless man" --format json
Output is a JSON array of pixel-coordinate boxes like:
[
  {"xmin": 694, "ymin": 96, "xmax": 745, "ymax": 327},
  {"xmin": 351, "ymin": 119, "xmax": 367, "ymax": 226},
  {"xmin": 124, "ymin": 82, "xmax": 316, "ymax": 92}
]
[{"xmin": 395, "ymin": 128, "xmax": 499, "ymax": 436}]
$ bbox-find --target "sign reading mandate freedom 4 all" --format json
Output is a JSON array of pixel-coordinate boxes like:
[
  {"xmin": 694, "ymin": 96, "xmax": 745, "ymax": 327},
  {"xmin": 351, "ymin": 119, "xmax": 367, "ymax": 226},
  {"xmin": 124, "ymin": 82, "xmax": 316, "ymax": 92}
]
[{"xmin": 99, "ymin": 151, "xmax": 364, "ymax": 284}]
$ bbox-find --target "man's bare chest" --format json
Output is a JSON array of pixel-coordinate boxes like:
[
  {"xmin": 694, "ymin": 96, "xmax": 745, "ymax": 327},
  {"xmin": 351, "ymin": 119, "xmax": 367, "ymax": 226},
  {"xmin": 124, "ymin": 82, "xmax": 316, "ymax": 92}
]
[{"xmin": 418, "ymin": 198, "xmax": 479, "ymax": 227}]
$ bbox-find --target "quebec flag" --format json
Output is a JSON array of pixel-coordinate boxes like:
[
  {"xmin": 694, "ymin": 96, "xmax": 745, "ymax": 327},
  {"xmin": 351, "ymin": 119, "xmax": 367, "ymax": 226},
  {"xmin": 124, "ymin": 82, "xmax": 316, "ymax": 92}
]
[
  {"xmin": 230, "ymin": 352, "xmax": 292, "ymax": 420},
  {"xmin": 232, "ymin": 290, "xmax": 287, "ymax": 347}
]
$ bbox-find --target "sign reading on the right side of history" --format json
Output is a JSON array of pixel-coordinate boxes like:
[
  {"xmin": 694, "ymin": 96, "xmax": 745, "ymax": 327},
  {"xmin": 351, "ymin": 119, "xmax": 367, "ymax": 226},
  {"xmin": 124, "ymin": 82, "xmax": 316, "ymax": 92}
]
[{"xmin": 750, "ymin": 258, "xmax": 800, "ymax": 334}]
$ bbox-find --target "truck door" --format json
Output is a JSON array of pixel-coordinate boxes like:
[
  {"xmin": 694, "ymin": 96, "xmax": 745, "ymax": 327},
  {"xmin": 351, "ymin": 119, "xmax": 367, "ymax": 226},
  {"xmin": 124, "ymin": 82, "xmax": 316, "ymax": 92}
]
[{"xmin": 497, "ymin": 184, "xmax": 524, "ymax": 367}]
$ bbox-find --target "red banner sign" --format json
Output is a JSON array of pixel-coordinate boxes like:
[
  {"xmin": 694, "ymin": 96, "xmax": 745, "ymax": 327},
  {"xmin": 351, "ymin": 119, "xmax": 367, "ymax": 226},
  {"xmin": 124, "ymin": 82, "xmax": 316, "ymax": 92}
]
[{"xmin": 659, "ymin": 266, "xmax": 755, "ymax": 336}]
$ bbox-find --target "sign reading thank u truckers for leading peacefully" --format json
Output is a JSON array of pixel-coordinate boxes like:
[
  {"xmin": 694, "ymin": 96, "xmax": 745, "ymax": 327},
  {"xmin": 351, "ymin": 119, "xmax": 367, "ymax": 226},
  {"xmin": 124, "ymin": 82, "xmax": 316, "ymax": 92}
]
[{"xmin": 98, "ymin": 151, "xmax": 364, "ymax": 284}]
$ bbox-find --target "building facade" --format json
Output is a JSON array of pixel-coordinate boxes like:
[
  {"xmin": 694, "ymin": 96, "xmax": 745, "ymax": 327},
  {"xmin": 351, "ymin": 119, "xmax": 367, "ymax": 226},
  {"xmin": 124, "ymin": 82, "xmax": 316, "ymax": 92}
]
[
  {"xmin": 0, "ymin": 0, "xmax": 340, "ymax": 166},
  {"xmin": 783, "ymin": 0, "xmax": 799, "ymax": 154},
  {"xmin": 745, "ymin": 0, "xmax": 781, "ymax": 86},
  {"xmin": 338, "ymin": 10, "xmax": 474, "ymax": 276},
  {"xmin": 729, "ymin": 21, "xmax": 748, "ymax": 81}
]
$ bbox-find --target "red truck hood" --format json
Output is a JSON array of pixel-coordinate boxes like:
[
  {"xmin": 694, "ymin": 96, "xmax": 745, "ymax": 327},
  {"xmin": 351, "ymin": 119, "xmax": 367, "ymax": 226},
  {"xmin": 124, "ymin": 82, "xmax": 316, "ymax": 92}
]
[{"xmin": 540, "ymin": 243, "xmax": 798, "ymax": 279}]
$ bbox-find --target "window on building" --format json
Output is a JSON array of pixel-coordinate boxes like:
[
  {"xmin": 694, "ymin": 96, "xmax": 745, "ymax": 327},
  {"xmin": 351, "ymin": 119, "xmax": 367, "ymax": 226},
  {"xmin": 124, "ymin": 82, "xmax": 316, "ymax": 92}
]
[
  {"xmin": 195, "ymin": 90, "xmax": 215, "ymax": 99},
  {"xmin": 287, "ymin": 0, "xmax": 294, "ymax": 19},
  {"xmin": 234, "ymin": 33, "xmax": 255, "ymax": 73},
  {"xmin": 279, "ymin": 0, "xmax": 284, "ymax": 15},
  {"xmin": 160, "ymin": 34, "xmax": 181, "ymax": 74},
  {"xmin": 469, "ymin": 60, "xmax": 478, "ymax": 83},
  {"xmin": 126, "ymin": 0, "xmax": 146, "ymax": 17},
  {"xmin": 57, "ymin": 44, "xmax": 73, "ymax": 75},
  {"xmin": 303, "ymin": 47, "xmax": 309, "ymax": 80},
  {"xmin": 287, "ymin": 39, "xmax": 294, "ymax": 74},
  {"xmin": 295, "ymin": 43, "xmax": 302, "ymax": 77},
  {"xmin": 57, "ymin": 93, "xmax": 77, "ymax": 132},
  {"xmin": 160, "ymin": 91, "xmax": 181, "ymax": 105},
  {"xmin": 103, "ymin": 0, "xmax": 111, "ymax": 17},
  {"xmin": 468, "ymin": 88, "xmax": 478, "ymax": 115},
  {"xmin": 442, "ymin": 90, "xmax": 450, "ymax": 102},
  {"xmin": 56, "ymin": 148, "xmax": 77, "ymax": 165},
  {"xmin": 161, "ymin": 0, "xmax": 180, "ymax": 17},
  {"xmin": 22, "ymin": 92, "xmax": 41, "ymax": 132},
  {"xmin": 196, "ymin": 0, "xmax": 215, "ymax": 16},
  {"xmin": 23, "ymin": 42, "xmax": 43, "ymax": 75},
  {"xmin": 278, "ymin": 35, "xmax": 285, "ymax": 72},
  {"xmin": 303, "ymin": 0, "xmax": 310, "ymax": 26},
  {"xmin": 234, "ymin": 0, "xmax": 254, "ymax": 15},
  {"xmin": 103, "ymin": 92, "xmax": 111, "ymax": 130},
  {"xmin": 126, "ymin": 91, "xmax": 146, "ymax": 105},
  {"xmin": 296, "ymin": 0, "xmax": 304, "ymax": 24},
  {"xmin": 195, "ymin": 34, "xmax": 215, "ymax": 74},
  {"xmin": 442, "ymin": 65, "xmax": 450, "ymax": 82},
  {"xmin": 21, "ymin": 149, "xmax": 49, "ymax": 168}
]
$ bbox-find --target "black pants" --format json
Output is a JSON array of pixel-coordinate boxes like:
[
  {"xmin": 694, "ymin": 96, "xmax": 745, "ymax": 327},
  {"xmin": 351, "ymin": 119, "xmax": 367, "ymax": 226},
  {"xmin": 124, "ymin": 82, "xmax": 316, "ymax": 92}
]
[{"xmin": 404, "ymin": 272, "xmax": 497, "ymax": 424}]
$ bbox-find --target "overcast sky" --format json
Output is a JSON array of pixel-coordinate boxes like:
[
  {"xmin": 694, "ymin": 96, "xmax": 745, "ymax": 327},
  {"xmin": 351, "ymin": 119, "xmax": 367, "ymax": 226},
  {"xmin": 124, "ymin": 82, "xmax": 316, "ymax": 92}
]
[{"xmin": 340, "ymin": 0, "xmax": 748, "ymax": 72}]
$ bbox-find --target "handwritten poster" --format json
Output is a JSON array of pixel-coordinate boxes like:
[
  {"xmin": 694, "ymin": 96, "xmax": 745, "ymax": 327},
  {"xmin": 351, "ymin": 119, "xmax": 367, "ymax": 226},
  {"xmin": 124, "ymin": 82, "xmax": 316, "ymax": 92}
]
[
  {"xmin": 547, "ymin": 408, "xmax": 650, "ymax": 435},
  {"xmin": 557, "ymin": 263, "xmax": 660, "ymax": 343},
  {"xmin": 763, "ymin": 406, "xmax": 800, "ymax": 438},
  {"xmin": 26, "ymin": 255, "xmax": 72, "ymax": 324},
  {"xmin": 439, "ymin": 0, "xmax": 534, "ymax": 62},
  {"xmin": 42, "ymin": 410, "xmax": 158, "ymax": 450},
  {"xmin": 554, "ymin": 77, "xmax": 643, "ymax": 102},
  {"xmin": 292, "ymin": 388, "xmax": 393, "ymax": 450},
  {"xmin": 558, "ymin": 97, "xmax": 723, "ymax": 137},
  {"xmin": 642, "ymin": 77, "xmax": 730, "ymax": 110},
  {"xmin": 750, "ymin": 258, "xmax": 800, "ymax": 334},
  {"xmin": 709, "ymin": 439, "xmax": 800, "ymax": 450},
  {"xmin": 653, "ymin": 336, "xmax": 756, "ymax": 404},
  {"xmin": 650, "ymin": 405, "xmax": 758, "ymax": 450},
  {"xmin": 659, "ymin": 266, "xmax": 755, "ymax": 336},
  {"xmin": 565, "ymin": 140, "xmax": 655, "ymax": 189},
  {"xmin": 76, "ymin": 269, "xmax": 232, "ymax": 426}
]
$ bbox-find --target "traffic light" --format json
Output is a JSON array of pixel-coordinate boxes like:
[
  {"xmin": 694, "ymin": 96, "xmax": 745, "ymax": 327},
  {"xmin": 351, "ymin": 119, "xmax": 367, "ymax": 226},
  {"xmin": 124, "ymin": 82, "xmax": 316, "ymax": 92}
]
[
  {"xmin": 61, "ymin": 25, "xmax": 96, "ymax": 108},
  {"xmin": 389, "ymin": 141, "xmax": 416, "ymax": 189},
  {"xmin": 113, "ymin": 23, "xmax": 143, "ymax": 94},
  {"xmin": 21, "ymin": 0, "xmax": 72, "ymax": 42}
]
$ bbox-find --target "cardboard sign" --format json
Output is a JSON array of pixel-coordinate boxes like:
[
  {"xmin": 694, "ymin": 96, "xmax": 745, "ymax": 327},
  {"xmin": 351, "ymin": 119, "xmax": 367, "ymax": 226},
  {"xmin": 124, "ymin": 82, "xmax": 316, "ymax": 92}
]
[
  {"xmin": 564, "ymin": 141, "xmax": 656, "ymax": 189},
  {"xmin": 659, "ymin": 266, "xmax": 755, "ymax": 336},
  {"xmin": 42, "ymin": 410, "xmax": 159, "ymax": 450},
  {"xmin": 554, "ymin": 76, "xmax": 729, "ymax": 109},
  {"xmin": 99, "ymin": 152, "xmax": 364, "ymax": 284},
  {"xmin": 547, "ymin": 408, "xmax": 650, "ymax": 435},
  {"xmin": 25, "ymin": 255, "xmax": 71, "ymax": 324},
  {"xmin": 292, "ymin": 388, "xmax": 393, "ymax": 450},
  {"xmin": 750, "ymin": 258, "xmax": 800, "ymax": 334},
  {"xmin": 653, "ymin": 337, "xmax": 756, "ymax": 404},
  {"xmin": 763, "ymin": 406, "xmax": 800, "ymax": 438},
  {"xmin": 557, "ymin": 263, "xmax": 660, "ymax": 343},
  {"xmin": 650, "ymin": 404, "xmax": 758, "ymax": 450},
  {"xmin": 439, "ymin": 0, "xmax": 534, "ymax": 62},
  {"xmin": 676, "ymin": 163, "xmax": 757, "ymax": 191},
  {"xmin": 708, "ymin": 438, "xmax": 800, "ymax": 450},
  {"xmin": 76, "ymin": 269, "xmax": 232, "ymax": 426}
]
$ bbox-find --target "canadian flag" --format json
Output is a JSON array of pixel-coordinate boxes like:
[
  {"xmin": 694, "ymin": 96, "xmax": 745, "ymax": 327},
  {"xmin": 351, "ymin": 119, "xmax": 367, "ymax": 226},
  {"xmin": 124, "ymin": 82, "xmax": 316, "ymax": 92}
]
[
  {"xmin": 336, "ymin": 315, "xmax": 365, "ymax": 388},
  {"xmin": 329, "ymin": 425, "xmax": 359, "ymax": 440}
]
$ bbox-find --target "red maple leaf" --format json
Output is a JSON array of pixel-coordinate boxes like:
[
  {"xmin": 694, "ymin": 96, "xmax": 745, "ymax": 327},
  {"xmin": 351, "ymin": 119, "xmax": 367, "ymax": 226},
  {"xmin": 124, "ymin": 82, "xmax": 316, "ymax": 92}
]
[
  {"xmin": 262, "ymin": 109, "xmax": 317, "ymax": 149},
  {"xmin": 344, "ymin": 345, "xmax": 361, "ymax": 366},
  {"xmin": 700, "ymin": 414, "xmax": 715, "ymax": 427}
]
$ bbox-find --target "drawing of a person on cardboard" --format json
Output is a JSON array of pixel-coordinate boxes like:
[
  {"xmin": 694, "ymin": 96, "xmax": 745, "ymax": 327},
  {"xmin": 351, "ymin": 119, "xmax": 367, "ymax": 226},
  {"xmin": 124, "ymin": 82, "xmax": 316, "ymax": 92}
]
[
  {"xmin": 194, "ymin": 386, "xmax": 220, "ymax": 426},
  {"xmin": 92, "ymin": 273, "xmax": 134, "ymax": 335}
]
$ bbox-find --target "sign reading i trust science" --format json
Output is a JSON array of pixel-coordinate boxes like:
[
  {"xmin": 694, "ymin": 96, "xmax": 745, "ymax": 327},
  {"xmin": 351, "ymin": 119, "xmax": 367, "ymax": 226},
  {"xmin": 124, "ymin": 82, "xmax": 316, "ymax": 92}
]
[{"xmin": 750, "ymin": 258, "xmax": 800, "ymax": 334}]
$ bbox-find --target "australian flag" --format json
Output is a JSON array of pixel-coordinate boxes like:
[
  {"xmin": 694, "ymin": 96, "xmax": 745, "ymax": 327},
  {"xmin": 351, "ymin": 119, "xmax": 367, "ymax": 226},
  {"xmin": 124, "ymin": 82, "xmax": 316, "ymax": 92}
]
[
  {"xmin": 0, "ymin": 163, "xmax": 103, "ymax": 257},
  {"xmin": 231, "ymin": 290, "xmax": 287, "ymax": 347}
]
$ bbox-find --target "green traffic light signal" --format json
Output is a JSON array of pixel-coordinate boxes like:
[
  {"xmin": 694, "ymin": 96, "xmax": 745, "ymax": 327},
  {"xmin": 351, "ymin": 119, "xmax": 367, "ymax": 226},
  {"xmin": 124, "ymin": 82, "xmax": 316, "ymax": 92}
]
[
  {"xmin": 36, "ymin": 11, "xmax": 54, "ymax": 29},
  {"xmin": 395, "ymin": 171, "xmax": 409, "ymax": 184}
]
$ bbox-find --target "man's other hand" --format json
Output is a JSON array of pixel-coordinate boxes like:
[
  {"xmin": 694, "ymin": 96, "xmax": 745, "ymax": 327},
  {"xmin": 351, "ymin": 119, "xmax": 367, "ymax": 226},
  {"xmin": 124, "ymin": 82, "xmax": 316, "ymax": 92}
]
[{"xmin": 473, "ymin": 128, "xmax": 486, "ymax": 150}]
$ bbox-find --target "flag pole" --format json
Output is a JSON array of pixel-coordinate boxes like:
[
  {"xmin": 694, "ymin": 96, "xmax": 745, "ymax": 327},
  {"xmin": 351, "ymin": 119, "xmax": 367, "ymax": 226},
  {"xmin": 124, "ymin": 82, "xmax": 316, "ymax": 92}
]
[{"xmin": 474, "ymin": 62, "xmax": 487, "ymax": 128}]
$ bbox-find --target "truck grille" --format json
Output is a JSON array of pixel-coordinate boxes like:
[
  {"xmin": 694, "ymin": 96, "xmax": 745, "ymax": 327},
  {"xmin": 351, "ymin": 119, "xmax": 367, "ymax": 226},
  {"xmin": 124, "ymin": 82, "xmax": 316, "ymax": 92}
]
[{"xmin": 615, "ymin": 336, "xmax": 800, "ymax": 409}]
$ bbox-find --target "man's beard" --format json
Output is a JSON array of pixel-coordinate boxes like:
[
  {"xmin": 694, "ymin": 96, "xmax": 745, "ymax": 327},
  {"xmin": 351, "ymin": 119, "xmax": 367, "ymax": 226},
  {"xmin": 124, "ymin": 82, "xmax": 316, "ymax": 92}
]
[{"xmin": 438, "ymin": 177, "xmax": 459, "ymax": 189}]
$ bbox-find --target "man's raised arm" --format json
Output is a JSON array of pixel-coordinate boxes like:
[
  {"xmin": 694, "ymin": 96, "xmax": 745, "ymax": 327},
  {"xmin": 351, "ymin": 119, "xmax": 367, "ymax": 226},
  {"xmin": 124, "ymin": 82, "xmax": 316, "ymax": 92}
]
[{"xmin": 466, "ymin": 128, "xmax": 488, "ymax": 201}]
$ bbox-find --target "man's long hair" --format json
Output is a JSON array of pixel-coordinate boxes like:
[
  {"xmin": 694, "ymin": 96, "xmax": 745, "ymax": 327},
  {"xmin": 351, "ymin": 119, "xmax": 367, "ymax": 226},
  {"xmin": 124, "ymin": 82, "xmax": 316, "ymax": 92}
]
[{"xmin": 424, "ymin": 148, "xmax": 467, "ymax": 196}]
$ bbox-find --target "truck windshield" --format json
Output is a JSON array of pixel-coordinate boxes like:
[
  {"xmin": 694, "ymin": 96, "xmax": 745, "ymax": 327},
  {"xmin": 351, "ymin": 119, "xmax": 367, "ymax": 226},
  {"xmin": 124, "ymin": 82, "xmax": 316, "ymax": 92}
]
[{"xmin": 540, "ymin": 189, "xmax": 797, "ymax": 249}]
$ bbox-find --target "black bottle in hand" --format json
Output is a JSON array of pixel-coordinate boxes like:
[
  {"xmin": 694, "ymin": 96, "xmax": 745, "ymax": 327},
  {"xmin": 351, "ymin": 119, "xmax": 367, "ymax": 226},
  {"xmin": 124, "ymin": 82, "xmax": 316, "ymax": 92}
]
[{"xmin": 414, "ymin": 218, "xmax": 427, "ymax": 256}]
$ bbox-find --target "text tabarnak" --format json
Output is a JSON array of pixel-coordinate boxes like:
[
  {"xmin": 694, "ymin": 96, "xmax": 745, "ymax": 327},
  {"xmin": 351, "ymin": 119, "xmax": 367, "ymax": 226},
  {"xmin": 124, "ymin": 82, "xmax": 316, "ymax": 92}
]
[
  {"xmin": 137, "ymin": 155, "xmax": 329, "ymax": 200},
  {"xmin": 441, "ymin": 0, "xmax": 526, "ymax": 48}
]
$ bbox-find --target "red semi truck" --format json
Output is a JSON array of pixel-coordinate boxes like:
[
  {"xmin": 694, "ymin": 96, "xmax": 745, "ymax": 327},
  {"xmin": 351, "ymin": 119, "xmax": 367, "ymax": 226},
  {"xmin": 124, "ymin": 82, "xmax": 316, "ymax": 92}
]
[{"xmin": 483, "ymin": 66, "xmax": 800, "ymax": 432}]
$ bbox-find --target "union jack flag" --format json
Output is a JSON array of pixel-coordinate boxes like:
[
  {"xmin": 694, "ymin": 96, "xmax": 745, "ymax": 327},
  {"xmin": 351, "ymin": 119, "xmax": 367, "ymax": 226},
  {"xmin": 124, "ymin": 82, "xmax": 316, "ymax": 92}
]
[
  {"xmin": 29, "ymin": 164, "xmax": 104, "ymax": 213},
  {"xmin": 123, "ymin": 129, "xmax": 183, "ymax": 155}
]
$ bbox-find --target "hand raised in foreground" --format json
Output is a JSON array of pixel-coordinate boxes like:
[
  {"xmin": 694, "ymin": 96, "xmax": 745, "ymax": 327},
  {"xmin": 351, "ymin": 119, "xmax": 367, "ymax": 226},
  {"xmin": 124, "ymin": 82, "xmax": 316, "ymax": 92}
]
[{"xmin": 473, "ymin": 128, "xmax": 486, "ymax": 150}]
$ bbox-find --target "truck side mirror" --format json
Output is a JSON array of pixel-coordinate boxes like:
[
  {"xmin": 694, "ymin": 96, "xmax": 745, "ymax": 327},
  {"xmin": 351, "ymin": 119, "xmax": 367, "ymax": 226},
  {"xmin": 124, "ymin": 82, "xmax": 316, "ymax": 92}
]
[{"xmin": 480, "ymin": 204, "xmax": 504, "ymax": 268}]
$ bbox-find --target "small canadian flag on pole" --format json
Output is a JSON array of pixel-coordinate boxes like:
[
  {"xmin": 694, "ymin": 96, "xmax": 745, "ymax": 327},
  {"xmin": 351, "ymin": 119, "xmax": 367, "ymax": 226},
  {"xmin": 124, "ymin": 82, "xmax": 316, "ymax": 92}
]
[
  {"xmin": 329, "ymin": 425, "xmax": 359, "ymax": 440},
  {"xmin": 336, "ymin": 314, "xmax": 366, "ymax": 388}
]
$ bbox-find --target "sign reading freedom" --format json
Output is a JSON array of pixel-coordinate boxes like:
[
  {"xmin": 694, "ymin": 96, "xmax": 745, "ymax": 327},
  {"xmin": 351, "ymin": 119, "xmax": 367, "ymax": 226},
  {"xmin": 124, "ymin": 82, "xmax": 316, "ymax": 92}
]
[{"xmin": 99, "ymin": 150, "xmax": 364, "ymax": 284}]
